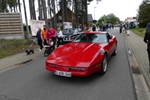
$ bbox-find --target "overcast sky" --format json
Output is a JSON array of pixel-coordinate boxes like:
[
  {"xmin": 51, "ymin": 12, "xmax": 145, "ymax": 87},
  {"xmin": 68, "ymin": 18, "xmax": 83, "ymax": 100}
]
[
  {"xmin": 88, "ymin": 0, "xmax": 143, "ymax": 21},
  {"xmin": 21, "ymin": 0, "xmax": 143, "ymax": 23}
]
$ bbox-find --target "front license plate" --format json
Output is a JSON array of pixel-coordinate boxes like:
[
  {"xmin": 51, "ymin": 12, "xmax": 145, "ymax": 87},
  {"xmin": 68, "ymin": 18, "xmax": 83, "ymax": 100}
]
[{"xmin": 54, "ymin": 70, "xmax": 71, "ymax": 77}]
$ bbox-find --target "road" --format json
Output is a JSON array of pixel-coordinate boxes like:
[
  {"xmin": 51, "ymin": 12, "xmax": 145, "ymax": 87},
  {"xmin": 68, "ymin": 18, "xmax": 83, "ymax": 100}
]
[{"xmin": 0, "ymin": 28, "xmax": 137, "ymax": 100}]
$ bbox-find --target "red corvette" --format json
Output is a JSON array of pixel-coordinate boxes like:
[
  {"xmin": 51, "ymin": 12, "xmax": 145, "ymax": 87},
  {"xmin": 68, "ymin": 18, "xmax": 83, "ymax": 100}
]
[{"xmin": 45, "ymin": 31, "xmax": 117, "ymax": 77}]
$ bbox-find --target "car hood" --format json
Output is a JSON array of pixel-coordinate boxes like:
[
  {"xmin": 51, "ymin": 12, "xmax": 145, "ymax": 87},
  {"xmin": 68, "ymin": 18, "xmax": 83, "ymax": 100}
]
[{"xmin": 46, "ymin": 42, "xmax": 104, "ymax": 67}]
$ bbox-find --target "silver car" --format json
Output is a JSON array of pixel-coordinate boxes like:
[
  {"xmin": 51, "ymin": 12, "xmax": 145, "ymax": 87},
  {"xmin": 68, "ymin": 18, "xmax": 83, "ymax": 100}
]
[{"xmin": 63, "ymin": 28, "xmax": 81, "ymax": 43}]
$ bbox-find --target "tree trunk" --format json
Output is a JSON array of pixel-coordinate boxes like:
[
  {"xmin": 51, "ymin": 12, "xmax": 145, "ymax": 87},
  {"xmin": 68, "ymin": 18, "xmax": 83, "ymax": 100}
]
[
  {"xmin": 85, "ymin": 0, "xmax": 88, "ymax": 29},
  {"xmin": 18, "ymin": 0, "xmax": 21, "ymax": 12},
  {"xmin": 43, "ymin": 0, "xmax": 48, "ymax": 26},
  {"xmin": 82, "ymin": 0, "xmax": 84, "ymax": 29},
  {"xmin": 23, "ymin": 0, "xmax": 30, "ymax": 39},
  {"xmin": 47, "ymin": 0, "xmax": 52, "ymax": 27},
  {"xmin": 51, "ymin": 0, "xmax": 57, "ymax": 29},
  {"xmin": 61, "ymin": 0, "xmax": 65, "ymax": 28},
  {"xmin": 75, "ymin": 0, "xmax": 78, "ymax": 28},
  {"xmin": 29, "ymin": 0, "xmax": 36, "ymax": 20},
  {"xmin": 38, "ymin": 0, "xmax": 42, "ymax": 20}
]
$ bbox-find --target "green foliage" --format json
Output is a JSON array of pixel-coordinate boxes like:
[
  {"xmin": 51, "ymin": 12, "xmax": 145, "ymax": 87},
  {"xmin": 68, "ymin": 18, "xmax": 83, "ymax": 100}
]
[
  {"xmin": 7, "ymin": 0, "xmax": 17, "ymax": 12},
  {"xmin": 130, "ymin": 27, "xmax": 145, "ymax": 37},
  {"xmin": 0, "ymin": 39, "xmax": 38, "ymax": 59},
  {"xmin": 0, "ymin": 0, "xmax": 17, "ymax": 12},
  {"xmin": 138, "ymin": 2, "xmax": 150, "ymax": 28},
  {"xmin": 97, "ymin": 13, "xmax": 120, "ymax": 25},
  {"xmin": 0, "ymin": 0, "xmax": 8, "ymax": 12},
  {"xmin": 57, "ymin": 0, "xmax": 72, "ymax": 8}
]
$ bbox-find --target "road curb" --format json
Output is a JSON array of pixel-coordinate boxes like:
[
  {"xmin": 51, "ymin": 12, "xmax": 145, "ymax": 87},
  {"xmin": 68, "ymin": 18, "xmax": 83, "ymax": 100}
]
[{"xmin": 124, "ymin": 34, "xmax": 150, "ymax": 100}]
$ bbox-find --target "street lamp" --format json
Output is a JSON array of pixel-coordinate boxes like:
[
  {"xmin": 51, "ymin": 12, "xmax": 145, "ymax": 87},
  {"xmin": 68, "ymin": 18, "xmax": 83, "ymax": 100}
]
[{"xmin": 94, "ymin": 7, "xmax": 96, "ymax": 20}]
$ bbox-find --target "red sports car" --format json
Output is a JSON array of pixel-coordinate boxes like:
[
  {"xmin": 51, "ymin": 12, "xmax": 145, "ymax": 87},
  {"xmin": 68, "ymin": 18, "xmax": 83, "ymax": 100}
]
[{"xmin": 45, "ymin": 31, "xmax": 117, "ymax": 77}]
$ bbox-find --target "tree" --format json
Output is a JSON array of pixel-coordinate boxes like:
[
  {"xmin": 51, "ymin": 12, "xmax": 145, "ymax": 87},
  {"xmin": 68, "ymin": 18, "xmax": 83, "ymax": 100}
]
[
  {"xmin": 7, "ymin": 0, "xmax": 17, "ymax": 12},
  {"xmin": 138, "ymin": 1, "xmax": 150, "ymax": 27},
  {"xmin": 0, "ymin": 0, "xmax": 8, "ymax": 12},
  {"xmin": 97, "ymin": 14, "xmax": 120, "ymax": 26}
]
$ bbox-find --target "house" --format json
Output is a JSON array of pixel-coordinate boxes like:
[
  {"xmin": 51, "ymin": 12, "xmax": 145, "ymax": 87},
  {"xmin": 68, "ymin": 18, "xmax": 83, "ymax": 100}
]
[
  {"xmin": 48, "ymin": 8, "xmax": 94, "ymax": 29},
  {"xmin": 124, "ymin": 17, "xmax": 138, "ymax": 25},
  {"xmin": 48, "ymin": 8, "xmax": 76, "ymax": 29}
]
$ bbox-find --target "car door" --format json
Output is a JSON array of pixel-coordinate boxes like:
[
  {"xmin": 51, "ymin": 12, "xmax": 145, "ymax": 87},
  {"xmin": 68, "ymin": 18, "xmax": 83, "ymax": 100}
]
[{"xmin": 106, "ymin": 33, "xmax": 116, "ymax": 57}]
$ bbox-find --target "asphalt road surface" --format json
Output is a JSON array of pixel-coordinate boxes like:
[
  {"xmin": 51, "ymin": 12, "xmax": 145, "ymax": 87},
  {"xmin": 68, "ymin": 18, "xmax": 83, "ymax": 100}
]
[{"xmin": 0, "ymin": 28, "xmax": 137, "ymax": 100}]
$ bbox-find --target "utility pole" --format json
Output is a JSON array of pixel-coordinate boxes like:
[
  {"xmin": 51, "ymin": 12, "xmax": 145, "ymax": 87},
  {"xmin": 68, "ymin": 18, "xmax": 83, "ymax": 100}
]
[
  {"xmin": 23, "ymin": 0, "xmax": 30, "ymax": 39},
  {"xmin": 94, "ymin": 6, "xmax": 96, "ymax": 20}
]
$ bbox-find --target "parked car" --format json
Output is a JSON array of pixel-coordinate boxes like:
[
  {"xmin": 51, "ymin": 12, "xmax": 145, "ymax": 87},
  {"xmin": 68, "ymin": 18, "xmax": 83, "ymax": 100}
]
[
  {"xmin": 130, "ymin": 22, "xmax": 136, "ymax": 28},
  {"xmin": 62, "ymin": 28, "xmax": 81, "ymax": 43},
  {"xmin": 45, "ymin": 30, "xmax": 117, "ymax": 77}
]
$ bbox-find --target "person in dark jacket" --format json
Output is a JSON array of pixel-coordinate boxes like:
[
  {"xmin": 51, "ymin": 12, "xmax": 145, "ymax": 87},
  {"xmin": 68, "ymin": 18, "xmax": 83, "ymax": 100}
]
[
  {"xmin": 119, "ymin": 23, "xmax": 123, "ymax": 33},
  {"xmin": 92, "ymin": 24, "xmax": 96, "ymax": 31},
  {"xmin": 36, "ymin": 28, "xmax": 43, "ymax": 51},
  {"xmin": 144, "ymin": 23, "xmax": 150, "ymax": 43},
  {"xmin": 143, "ymin": 22, "xmax": 150, "ymax": 72}
]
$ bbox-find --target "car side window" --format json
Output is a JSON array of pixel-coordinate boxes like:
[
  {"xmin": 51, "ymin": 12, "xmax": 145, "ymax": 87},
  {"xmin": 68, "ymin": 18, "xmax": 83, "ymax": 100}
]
[{"xmin": 93, "ymin": 34, "xmax": 107, "ymax": 43}]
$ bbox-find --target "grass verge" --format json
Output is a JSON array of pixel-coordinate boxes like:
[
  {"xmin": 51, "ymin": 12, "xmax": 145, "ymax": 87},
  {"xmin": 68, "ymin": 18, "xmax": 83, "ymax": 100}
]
[
  {"xmin": 0, "ymin": 39, "xmax": 38, "ymax": 59},
  {"xmin": 130, "ymin": 27, "xmax": 145, "ymax": 37}
]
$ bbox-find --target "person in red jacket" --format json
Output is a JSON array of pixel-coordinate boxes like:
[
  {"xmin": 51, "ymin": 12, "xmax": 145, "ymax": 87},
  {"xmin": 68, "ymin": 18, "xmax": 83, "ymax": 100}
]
[
  {"xmin": 49, "ymin": 28, "xmax": 56, "ymax": 50},
  {"xmin": 46, "ymin": 28, "xmax": 53, "ymax": 44}
]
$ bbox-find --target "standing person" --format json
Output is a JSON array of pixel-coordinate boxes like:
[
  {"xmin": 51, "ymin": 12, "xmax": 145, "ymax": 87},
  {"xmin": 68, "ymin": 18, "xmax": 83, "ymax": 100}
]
[
  {"xmin": 49, "ymin": 28, "xmax": 56, "ymax": 50},
  {"xmin": 56, "ymin": 27, "xmax": 63, "ymax": 47},
  {"xmin": 119, "ymin": 23, "xmax": 123, "ymax": 33},
  {"xmin": 44, "ymin": 28, "xmax": 54, "ymax": 56},
  {"xmin": 99, "ymin": 25, "xmax": 103, "ymax": 31},
  {"xmin": 126, "ymin": 22, "xmax": 130, "ymax": 36},
  {"xmin": 123, "ymin": 23, "xmax": 126, "ymax": 34},
  {"xmin": 36, "ymin": 28, "xmax": 43, "ymax": 51},
  {"xmin": 46, "ymin": 28, "xmax": 53, "ymax": 45},
  {"xmin": 103, "ymin": 24, "xmax": 107, "ymax": 31},
  {"xmin": 92, "ymin": 24, "xmax": 96, "ymax": 31},
  {"xmin": 143, "ymin": 22, "xmax": 150, "ymax": 72},
  {"xmin": 41, "ymin": 25, "xmax": 48, "ymax": 45}
]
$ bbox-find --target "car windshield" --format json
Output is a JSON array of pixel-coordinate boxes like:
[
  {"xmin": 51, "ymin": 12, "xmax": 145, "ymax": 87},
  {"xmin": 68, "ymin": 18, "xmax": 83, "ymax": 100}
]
[
  {"xmin": 73, "ymin": 33, "xmax": 108, "ymax": 43},
  {"xmin": 63, "ymin": 28, "xmax": 78, "ymax": 35}
]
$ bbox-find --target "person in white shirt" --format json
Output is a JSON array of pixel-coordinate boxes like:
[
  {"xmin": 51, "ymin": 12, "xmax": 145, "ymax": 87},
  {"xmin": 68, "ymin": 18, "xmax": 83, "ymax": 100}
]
[{"xmin": 57, "ymin": 27, "xmax": 63, "ymax": 47}]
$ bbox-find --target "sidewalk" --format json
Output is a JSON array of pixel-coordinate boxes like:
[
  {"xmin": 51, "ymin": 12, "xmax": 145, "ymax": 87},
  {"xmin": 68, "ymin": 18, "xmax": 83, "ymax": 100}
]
[
  {"xmin": 124, "ymin": 31, "xmax": 150, "ymax": 100},
  {"xmin": 0, "ymin": 49, "xmax": 44, "ymax": 73}
]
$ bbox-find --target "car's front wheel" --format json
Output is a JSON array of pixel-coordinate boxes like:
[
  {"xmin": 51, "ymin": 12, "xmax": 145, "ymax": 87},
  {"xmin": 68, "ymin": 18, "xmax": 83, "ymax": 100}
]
[{"xmin": 100, "ymin": 54, "xmax": 108, "ymax": 75}]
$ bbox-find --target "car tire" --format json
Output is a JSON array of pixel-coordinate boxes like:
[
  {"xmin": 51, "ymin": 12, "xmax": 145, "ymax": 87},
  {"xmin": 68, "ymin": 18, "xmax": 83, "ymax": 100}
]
[
  {"xmin": 112, "ymin": 44, "xmax": 117, "ymax": 56},
  {"xmin": 100, "ymin": 54, "xmax": 108, "ymax": 75}
]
